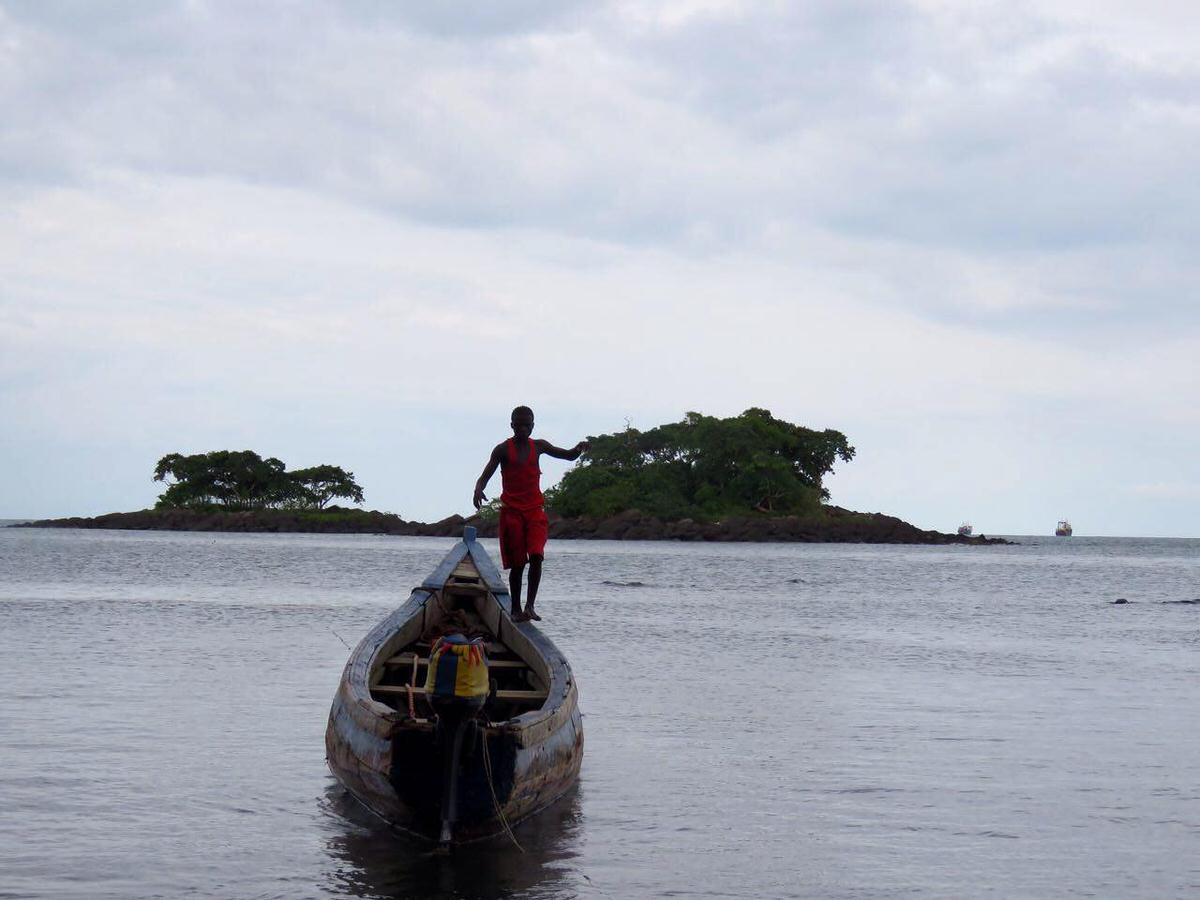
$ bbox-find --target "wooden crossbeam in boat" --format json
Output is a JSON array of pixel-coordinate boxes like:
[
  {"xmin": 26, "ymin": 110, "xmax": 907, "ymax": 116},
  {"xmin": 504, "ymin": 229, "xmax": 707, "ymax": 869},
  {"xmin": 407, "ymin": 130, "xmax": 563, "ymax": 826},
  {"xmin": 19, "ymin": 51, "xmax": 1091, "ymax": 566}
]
[
  {"xmin": 384, "ymin": 654, "xmax": 527, "ymax": 669},
  {"xmin": 450, "ymin": 560, "xmax": 481, "ymax": 579},
  {"xmin": 441, "ymin": 582, "xmax": 490, "ymax": 596},
  {"xmin": 415, "ymin": 640, "xmax": 509, "ymax": 655},
  {"xmin": 372, "ymin": 685, "xmax": 548, "ymax": 702},
  {"xmin": 388, "ymin": 717, "xmax": 529, "ymax": 735}
]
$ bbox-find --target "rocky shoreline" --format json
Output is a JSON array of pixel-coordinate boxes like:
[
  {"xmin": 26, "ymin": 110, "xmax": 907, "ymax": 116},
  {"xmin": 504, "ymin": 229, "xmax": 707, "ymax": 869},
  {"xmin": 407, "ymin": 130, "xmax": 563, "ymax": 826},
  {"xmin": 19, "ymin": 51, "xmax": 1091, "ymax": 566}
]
[{"xmin": 13, "ymin": 506, "xmax": 1009, "ymax": 544}]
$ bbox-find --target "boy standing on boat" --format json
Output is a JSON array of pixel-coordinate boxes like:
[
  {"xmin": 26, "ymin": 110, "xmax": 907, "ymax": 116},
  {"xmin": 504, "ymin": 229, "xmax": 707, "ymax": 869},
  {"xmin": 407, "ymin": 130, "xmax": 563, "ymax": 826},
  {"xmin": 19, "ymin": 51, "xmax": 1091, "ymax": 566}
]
[{"xmin": 473, "ymin": 406, "xmax": 588, "ymax": 622}]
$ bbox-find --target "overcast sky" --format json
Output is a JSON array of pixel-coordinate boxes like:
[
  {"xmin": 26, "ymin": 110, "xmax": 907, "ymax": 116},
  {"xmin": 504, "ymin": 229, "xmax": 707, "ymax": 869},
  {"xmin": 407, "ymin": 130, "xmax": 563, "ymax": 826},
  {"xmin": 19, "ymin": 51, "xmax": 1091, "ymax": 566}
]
[{"xmin": 2, "ymin": 0, "xmax": 1198, "ymax": 535}]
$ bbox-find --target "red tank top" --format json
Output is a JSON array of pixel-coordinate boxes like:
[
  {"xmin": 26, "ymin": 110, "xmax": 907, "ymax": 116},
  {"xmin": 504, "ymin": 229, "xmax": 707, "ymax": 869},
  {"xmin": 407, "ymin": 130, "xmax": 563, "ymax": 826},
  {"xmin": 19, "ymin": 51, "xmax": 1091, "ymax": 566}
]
[{"xmin": 500, "ymin": 438, "xmax": 543, "ymax": 511}]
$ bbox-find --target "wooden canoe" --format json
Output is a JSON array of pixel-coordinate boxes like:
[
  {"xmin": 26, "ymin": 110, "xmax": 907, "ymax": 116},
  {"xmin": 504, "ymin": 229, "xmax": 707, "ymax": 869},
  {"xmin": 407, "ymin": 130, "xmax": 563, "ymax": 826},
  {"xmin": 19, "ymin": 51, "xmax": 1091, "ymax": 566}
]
[{"xmin": 325, "ymin": 527, "xmax": 584, "ymax": 844}]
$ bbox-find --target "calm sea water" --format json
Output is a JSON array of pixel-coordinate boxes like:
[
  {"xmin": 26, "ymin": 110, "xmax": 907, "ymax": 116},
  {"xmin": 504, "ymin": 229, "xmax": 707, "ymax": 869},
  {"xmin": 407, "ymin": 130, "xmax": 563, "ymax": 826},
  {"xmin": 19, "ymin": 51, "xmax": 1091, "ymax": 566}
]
[{"xmin": 0, "ymin": 526, "xmax": 1197, "ymax": 899}]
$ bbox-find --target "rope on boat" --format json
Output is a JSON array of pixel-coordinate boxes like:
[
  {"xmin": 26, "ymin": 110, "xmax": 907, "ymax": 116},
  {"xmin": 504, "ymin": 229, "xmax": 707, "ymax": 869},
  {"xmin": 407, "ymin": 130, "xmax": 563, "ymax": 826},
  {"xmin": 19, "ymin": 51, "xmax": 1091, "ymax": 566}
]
[
  {"xmin": 413, "ymin": 586, "xmax": 450, "ymax": 615},
  {"xmin": 431, "ymin": 588, "xmax": 453, "ymax": 616},
  {"xmin": 407, "ymin": 653, "xmax": 419, "ymax": 718},
  {"xmin": 479, "ymin": 725, "xmax": 524, "ymax": 853}
]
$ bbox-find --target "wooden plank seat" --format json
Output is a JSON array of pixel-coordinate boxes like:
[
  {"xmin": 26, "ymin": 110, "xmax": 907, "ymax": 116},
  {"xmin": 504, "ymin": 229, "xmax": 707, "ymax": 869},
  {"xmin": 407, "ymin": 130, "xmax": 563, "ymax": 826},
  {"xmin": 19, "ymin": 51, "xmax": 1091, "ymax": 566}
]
[
  {"xmin": 440, "ymin": 583, "xmax": 489, "ymax": 596},
  {"xmin": 384, "ymin": 654, "xmax": 528, "ymax": 669},
  {"xmin": 450, "ymin": 560, "xmax": 480, "ymax": 578},
  {"xmin": 372, "ymin": 684, "xmax": 548, "ymax": 702},
  {"xmin": 414, "ymin": 641, "xmax": 510, "ymax": 655}
]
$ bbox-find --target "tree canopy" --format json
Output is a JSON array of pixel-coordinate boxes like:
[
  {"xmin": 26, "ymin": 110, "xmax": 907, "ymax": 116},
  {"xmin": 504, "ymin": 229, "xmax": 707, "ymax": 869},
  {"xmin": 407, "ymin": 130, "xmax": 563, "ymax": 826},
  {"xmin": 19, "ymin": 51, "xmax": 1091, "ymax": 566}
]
[
  {"xmin": 545, "ymin": 409, "xmax": 854, "ymax": 520},
  {"xmin": 290, "ymin": 465, "xmax": 366, "ymax": 510},
  {"xmin": 153, "ymin": 450, "xmax": 364, "ymax": 511}
]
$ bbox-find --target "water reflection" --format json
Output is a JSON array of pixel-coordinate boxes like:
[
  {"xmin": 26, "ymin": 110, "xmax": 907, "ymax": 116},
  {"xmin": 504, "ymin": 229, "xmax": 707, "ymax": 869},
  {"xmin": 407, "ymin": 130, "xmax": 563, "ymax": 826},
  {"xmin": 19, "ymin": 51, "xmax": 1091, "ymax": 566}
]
[{"xmin": 319, "ymin": 781, "xmax": 585, "ymax": 899}]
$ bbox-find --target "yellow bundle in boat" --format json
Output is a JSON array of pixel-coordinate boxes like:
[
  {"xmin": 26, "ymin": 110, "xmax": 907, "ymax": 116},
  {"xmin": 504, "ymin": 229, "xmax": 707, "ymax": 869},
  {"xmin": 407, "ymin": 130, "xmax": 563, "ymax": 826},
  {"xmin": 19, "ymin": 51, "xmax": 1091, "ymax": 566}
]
[{"xmin": 425, "ymin": 634, "xmax": 489, "ymax": 699}]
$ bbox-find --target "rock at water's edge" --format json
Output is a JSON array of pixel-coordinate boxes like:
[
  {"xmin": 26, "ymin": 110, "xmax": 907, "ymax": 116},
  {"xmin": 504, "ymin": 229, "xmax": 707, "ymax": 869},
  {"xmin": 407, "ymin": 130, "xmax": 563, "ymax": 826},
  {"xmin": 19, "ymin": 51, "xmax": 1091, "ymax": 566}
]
[{"xmin": 14, "ymin": 506, "xmax": 1010, "ymax": 545}]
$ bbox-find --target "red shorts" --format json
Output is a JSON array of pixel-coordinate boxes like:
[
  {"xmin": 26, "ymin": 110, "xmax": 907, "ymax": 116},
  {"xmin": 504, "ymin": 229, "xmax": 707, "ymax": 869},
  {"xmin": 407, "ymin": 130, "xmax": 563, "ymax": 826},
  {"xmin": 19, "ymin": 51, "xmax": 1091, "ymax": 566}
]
[{"xmin": 498, "ymin": 506, "xmax": 548, "ymax": 569}]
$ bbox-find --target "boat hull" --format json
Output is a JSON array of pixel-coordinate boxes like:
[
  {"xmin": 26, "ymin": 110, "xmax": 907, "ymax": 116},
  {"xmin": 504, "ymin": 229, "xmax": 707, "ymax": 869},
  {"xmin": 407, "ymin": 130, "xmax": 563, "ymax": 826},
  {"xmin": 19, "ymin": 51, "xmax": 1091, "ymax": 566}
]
[
  {"xmin": 326, "ymin": 678, "xmax": 584, "ymax": 842},
  {"xmin": 325, "ymin": 532, "xmax": 584, "ymax": 843}
]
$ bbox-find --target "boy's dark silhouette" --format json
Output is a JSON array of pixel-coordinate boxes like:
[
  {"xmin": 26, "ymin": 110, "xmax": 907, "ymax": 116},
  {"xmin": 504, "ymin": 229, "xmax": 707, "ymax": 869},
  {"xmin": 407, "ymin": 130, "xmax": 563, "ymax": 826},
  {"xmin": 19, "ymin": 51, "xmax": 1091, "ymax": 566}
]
[{"xmin": 473, "ymin": 407, "xmax": 588, "ymax": 622}]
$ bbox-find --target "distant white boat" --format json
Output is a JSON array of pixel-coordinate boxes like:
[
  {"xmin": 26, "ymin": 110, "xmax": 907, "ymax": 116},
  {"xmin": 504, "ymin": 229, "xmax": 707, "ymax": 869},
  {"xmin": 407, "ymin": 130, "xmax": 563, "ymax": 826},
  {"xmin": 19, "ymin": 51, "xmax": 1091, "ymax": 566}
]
[
  {"xmin": 1055, "ymin": 519, "xmax": 1073, "ymax": 537},
  {"xmin": 957, "ymin": 523, "xmax": 973, "ymax": 536}
]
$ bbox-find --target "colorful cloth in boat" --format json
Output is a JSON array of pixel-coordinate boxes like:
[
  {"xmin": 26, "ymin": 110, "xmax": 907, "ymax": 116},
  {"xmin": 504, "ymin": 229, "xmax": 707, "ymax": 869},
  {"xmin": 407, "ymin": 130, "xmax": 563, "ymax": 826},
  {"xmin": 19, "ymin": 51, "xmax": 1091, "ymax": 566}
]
[
  {"xmin": 425, "ymin": 634, "xmax": 489, "ymax": 699},
  {"xmin": 498, "ymin": 505, "xmax": 548, "ymax": 570}
]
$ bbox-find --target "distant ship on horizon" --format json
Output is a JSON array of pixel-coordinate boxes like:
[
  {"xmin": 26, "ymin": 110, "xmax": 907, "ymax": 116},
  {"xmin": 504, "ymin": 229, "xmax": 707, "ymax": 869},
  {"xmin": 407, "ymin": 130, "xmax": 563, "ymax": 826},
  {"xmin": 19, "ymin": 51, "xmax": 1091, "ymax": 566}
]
[
  {"xmin": 1055, "ymin": 519, "xmax": 1073, "ymax": 537},
  {"xmin": 957, "ymin": 522, "xmax": 973, "ymax": 536}
]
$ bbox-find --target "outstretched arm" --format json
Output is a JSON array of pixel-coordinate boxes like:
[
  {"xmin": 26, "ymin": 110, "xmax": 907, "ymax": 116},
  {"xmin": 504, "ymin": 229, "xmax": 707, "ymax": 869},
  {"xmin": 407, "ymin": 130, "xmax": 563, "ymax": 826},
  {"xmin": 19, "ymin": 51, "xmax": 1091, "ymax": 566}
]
[
  {"xmin": 473, "ymin": 444, "xmax": 504, "ymax": 509},
  {"xmin": 535, "ymin": 438, "xmax": 590, "ymax": 461}
]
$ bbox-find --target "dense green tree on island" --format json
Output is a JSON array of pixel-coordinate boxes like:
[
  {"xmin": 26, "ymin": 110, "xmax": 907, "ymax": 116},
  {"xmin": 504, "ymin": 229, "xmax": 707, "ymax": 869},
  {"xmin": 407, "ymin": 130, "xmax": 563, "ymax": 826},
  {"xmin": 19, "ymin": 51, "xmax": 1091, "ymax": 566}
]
[
  {"xmin": 545, "ymin": 409, "xmax": 855, "ymax": 521},
  {"xmin": 153, "ymin": 451, "xmax": 364, "ymax": 511},
  {"xmin": 290, "ymin": 465, "xmax": 366, "ymax": 509}
]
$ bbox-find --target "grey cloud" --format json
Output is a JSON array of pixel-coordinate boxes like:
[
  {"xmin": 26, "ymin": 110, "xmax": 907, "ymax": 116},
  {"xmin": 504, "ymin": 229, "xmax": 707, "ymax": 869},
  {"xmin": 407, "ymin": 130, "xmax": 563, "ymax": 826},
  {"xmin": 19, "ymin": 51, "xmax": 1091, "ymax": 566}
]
[
  {"xmin": 627, "ymin": 4, "xmax": 1200, "ymax": 253},
  {"xmin": 622, "ymin": 1, "xmax": 932, "ymax": 136},
  {"xmin": 3, "ymin": 0, "xmax": 1199, "ymax": 338},
  {"xmin": 338, "ymin": 0, "xmax": 592, "ymax": 38},
  {"xmin": 1, "ymin": 0, "xmax": 589, "ymax": 40},
  {"xmin": 2, "ymin": 0, "xmax": 174, "ymax": 36}
]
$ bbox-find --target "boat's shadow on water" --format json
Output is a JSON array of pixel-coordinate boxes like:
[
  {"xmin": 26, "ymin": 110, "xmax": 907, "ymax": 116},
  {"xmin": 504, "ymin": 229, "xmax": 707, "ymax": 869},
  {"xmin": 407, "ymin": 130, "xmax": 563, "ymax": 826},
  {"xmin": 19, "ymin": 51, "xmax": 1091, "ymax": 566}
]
[{"xmin": 318, "ymin": 781, "xmax": 585, "ymax": 899}]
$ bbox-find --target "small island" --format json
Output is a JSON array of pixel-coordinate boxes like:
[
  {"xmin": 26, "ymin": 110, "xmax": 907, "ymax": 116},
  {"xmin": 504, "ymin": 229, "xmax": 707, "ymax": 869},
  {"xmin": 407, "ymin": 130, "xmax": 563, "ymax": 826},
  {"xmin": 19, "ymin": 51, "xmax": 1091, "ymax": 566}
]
[{"xmin": 15, "ymin": 411, "xmax": 1007, "ymax": 545}]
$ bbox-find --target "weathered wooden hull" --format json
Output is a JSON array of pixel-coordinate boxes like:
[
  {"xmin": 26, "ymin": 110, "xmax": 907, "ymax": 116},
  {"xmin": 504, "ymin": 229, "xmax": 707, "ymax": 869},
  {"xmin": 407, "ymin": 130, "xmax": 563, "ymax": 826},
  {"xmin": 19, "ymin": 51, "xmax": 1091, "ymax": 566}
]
[{"xmin": 325, "ymin": 531, "xmax": 584, "ymax": 843}]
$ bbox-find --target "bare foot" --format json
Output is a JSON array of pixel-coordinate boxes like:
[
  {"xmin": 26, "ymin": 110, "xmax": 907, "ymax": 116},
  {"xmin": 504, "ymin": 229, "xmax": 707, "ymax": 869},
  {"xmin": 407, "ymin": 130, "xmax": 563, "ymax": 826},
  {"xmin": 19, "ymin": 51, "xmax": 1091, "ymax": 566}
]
[
  {"xmin": 512, "ymin": 610, "xmax": 530, "ymax": 622},
  {"xmin": 525, "ymin": 607, "xmax": 542, "ymax": 621}
]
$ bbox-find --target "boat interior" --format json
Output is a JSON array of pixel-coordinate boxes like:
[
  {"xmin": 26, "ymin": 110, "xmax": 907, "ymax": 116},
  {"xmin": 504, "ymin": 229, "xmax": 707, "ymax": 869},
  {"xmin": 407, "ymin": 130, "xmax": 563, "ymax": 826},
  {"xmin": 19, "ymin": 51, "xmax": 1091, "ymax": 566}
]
[{"xmin": 368, "ymin": 556, "xmax": 550, "ymax": 726}]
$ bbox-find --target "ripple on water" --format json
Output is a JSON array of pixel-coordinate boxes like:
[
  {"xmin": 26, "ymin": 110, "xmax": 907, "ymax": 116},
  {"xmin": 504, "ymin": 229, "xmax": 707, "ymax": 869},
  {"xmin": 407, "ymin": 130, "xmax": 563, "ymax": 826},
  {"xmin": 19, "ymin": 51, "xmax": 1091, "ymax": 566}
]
[{"xmin": 2, "ymin": 531, "xmax": 1200, "ymax": 898}]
